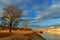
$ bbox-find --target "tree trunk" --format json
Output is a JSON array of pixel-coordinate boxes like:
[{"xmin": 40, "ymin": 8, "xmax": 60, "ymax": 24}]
[
  {"xmin": 9, "ymin": 21, "xmax": 12, "ymax": 33},
  {"xmin": 9, "ymin": 27, "xmax": 11, "ymax": 33}
]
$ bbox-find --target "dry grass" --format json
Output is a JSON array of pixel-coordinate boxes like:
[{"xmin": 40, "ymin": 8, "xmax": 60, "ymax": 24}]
[
  {"xmin": 0, "ymin": 30, "xmax": 45, "ymax": 40},
  {"xmin": 0, "ymin": 30, "xmax": 34, "ymax": 34},
  {"xmin": 0, "ymin": 30, "xmax": 34, "ymax": 38}
]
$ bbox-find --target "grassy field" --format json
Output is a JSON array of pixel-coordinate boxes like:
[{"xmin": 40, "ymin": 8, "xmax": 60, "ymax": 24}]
[
  {"xmin": 0, "ymin": 30, "xmax": 45, "ymax": 40},
  {"xmin": 0, "ymin": 30, "xmax": 34, "ymax": 34},
  {"xmin": 0, "ymin": 30, "xmax": 34, "ymax": 38}
]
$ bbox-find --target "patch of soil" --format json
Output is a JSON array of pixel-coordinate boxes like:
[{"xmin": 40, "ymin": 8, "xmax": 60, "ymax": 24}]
[{"xmin": 0, "ymin": 33, "xmax": 14, "ymax": 38}]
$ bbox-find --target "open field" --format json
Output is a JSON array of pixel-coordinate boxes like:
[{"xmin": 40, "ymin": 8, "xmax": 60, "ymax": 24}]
[
  {"xmin": 0, "ymin": 30, "xmax": 34, "ymax": 34},
  {"xmin": 0, "ymin": 30, "xmax": 46, "ymax": 40}
]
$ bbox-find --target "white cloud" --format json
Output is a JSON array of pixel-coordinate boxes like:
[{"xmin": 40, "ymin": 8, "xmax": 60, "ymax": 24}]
[
  {"xmin": 30, "ymin": 3, "xmax": 60, "ymax": 23},
  {"xmin": 22, "ymin": 10, "xmax": 28, "ymax": 15},
  {"xmin": 49, "ymin": 4, "xmax": 60, "ymax": 10},
  {"xmin": 0, "ymin": 0, "xmax": 12, "ymax": 5},
  {"xmin": 52, "ymin": 0, "xmax": 60, "ymax": 4},
  {"xmin": 37, "ymin": 4, "xmax": 60, "ymax": 19}
]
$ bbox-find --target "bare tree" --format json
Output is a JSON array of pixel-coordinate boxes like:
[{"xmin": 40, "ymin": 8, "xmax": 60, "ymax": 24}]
[{"xmin": 1, "ymin": 5, "xmax": 22, "ymax": 32}]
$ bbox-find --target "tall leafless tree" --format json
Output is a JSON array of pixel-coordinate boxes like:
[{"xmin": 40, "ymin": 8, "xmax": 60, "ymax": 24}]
[{"xmin": 1, "ymin": 5, "xmax": 22, "ymax": 33}]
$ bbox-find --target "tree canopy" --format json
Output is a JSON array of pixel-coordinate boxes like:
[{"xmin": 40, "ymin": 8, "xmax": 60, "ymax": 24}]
[{"xmin": 1, "ymin": 5, "xmax": 22, "ymax": 32}]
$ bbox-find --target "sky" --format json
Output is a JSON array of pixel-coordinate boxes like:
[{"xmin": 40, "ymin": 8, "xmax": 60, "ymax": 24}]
[{"xmin": 0, "ymin": 0, "xmax": 60, "ymax": 27}]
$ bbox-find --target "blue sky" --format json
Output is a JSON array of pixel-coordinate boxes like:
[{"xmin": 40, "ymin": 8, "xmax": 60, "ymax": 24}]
[{"xmin": 0, "ymin": 0, "xmax": 60, "ymax": 27}]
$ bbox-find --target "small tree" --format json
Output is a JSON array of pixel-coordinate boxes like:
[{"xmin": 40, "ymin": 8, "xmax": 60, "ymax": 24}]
[{"xmin": 1, "ymin": 5, "xmax": 22, "ymax": 33}]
